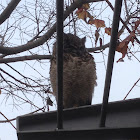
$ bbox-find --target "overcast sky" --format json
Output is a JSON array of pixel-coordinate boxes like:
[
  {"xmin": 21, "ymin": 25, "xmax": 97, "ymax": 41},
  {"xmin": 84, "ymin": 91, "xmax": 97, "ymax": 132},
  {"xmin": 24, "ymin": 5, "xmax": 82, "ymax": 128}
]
[
  {"xmin": 0, "ymin": 0, "xmax": 140, "ymax": 140},
  {"xmin": 1, "ymin": 47, "xmax": 140, "ymax": 140}
]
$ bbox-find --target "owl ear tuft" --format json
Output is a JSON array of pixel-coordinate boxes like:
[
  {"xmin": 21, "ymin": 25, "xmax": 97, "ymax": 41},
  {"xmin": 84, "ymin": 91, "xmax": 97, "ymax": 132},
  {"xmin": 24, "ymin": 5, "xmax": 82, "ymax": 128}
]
[
  {"xmin": 63, "ymin": 32, "xmax": 67, "ymax": 36},
  {"xmin": 81, "ymin": 37, "xmax": 86, "ymax": 44},
  {"xmin": 63, "ymin": 33, "xmax": 69, "ymax": 40}
]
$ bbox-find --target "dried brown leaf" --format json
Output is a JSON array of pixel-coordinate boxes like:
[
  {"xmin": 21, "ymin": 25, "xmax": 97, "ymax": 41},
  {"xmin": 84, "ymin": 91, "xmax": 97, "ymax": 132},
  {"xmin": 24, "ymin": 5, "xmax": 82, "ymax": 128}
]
[
  {"xmin": 82, "ymin": 3, "xmax": 90, "ymax": 10},
  {"xmin": 105, "ymin": 27, "xmax": 111, "ymax": 35},
  {"xmin": 47, "ymin": 97, "xmax": 53, "ymax": 106},
  {"xmin": 88, "ymin": 19, "xmax": 105, "ymax": 28},
  {"xmin": 116, "ymin": 31, "xmax": 136, "ymax": 62}
]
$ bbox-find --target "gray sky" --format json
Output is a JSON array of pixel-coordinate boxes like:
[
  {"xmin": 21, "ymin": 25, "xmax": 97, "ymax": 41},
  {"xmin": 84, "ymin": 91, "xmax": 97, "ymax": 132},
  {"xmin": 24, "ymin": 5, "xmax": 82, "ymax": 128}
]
[
  {"xmin": 1, "ymin": 48, "xmax": 140, "ymax": 140},
  {"xmin": 0, "ymin": 0, "xmax": 140, "ymax": 140}
]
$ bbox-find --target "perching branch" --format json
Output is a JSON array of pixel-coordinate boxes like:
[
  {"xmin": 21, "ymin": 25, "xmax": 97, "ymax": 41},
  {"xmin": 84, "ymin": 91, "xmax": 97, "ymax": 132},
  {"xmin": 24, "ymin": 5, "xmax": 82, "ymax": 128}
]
[
  {"xmin": 0, "ymin": 43, "xmax": 109, "ymax": 63},
  {"xmin": 0, "ymin": 55, "xmax": 51, "ymax": 63}
]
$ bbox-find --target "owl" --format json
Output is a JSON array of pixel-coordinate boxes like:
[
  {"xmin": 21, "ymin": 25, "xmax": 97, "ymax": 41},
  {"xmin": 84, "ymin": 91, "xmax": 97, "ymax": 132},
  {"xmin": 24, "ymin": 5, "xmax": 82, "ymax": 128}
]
[{"xmin": 50, "ymin": 33, "xmax": 97, "ymax": 109}]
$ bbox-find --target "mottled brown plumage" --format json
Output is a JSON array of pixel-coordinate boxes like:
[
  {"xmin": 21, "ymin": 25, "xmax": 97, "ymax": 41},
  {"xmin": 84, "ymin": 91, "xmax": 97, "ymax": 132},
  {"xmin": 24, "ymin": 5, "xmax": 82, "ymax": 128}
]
[{"xmin": 50, "ymin": 33, "xmax": 97, "ymax": 109}]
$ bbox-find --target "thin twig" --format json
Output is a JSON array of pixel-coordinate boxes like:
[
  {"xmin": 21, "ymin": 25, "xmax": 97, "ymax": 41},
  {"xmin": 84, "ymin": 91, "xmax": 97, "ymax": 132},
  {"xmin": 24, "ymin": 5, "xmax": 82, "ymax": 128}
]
[
  {"xmin": 106, "ymin": 0, "xmax": 140, "ymax": 45},
  {"xmin": 0, "ymin": 112, "xmax": 17, "ymax": 130},
  {"xmin": 0, "ymin": 44, "xmax": 109, "ymax": 64},
  {"xmin": 123, "ymin": 78, "xmax": 140, "ymax": 100},
  {"xmin": 124, "ymin": 0, "xmax": 129, "ymax": 17},
  {"xmin": 0, "ymin": 55, "xmax": 51, "ymax": 64},
  {"xmin": 128, "ymin": 48, "xmax": 140, "ymax": 63},
  {"xmin": 0, "ymin": 107, "xmax": 45, "ymax": 123}
]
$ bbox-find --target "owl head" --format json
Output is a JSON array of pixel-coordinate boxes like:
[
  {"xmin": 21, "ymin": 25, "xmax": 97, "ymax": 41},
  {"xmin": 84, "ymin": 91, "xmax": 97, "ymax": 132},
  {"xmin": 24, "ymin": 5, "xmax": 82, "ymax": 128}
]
[
  {"xmin": 52, "ymin": 33, "xmax": 88, "ymax": 57},
  {"xmin": 63, "ymin": 33, "xmax": 87, "ymax": 56}
]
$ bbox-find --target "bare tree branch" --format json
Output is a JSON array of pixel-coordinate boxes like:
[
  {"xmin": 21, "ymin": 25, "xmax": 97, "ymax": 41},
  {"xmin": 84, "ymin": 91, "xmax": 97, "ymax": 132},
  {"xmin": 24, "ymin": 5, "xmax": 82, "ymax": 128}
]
[
  {"xmin": 0, "ymin": 112, "xmax": 17, "ymax": 130},
  {"xmin": 10, "ymin": 92, "xmax": 45, "ymax": 111},
  {"xmin": 0, "ymin": 107, "xmax": 45, "ymax": 123},
  {"xmin": 106, "ymin": 0, "xmax": 140, "ymax": 44},
  {"xmin": 0, "ymin": 0, "xmax": 139, "ymax": 133},
  {"xmin": 124, "ymin": 0, "xmax": 129, "ymax": 17},
  {"xmin": 0, "ymin": 67, "xmax": 42, "ymax": 87},
  {"xmin": 87, "ymin": 43, "xmax": 109, "ymax": 52},
  {"xmin": 0, "ymin": 43, "xmax": 109, "ymax": 63},
  {"xmin": 0, "ymin": 0, "xmax": 21, "ymax": 25},
  {"xmin": 124, "ymin": 78, "xmax": 140, "ymax": 100},
  {"xmin": 0, "ymin": 0, "xmax": 105, "ymax": 55},
  {"xmin": 0, "ymin": 55, "xmax": 51, "ymax": 63}
]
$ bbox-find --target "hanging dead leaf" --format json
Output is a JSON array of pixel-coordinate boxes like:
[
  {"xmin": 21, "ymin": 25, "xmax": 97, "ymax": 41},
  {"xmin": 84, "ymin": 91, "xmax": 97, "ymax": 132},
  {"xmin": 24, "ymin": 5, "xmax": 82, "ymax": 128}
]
[
  {"xmin": 88, "ymin": 19, "xmax": 105, "ymax": 28},
  {"xmin": 47, "ymin": 97, "xmax": 53, "ymax": 106},
  {"xmin": 75, "ymin": 8, "xmax": 83, "ymax": 14},
  {"xmin": 117, "ymin": 31, "xmax": 135, "ymax": 50},
  {"xmin": 76, "ymin": 10, "xmax": 87, "ymax": 22},
  {"xmin": 94, "ymin": 19, "xmax": 105, "ymax": 28},
  {"xmin": 76, "ymin": 4, "xmax": 94, "ymax": 24},
  {"xmin": 116, "ymin": 44, "xmax": 128, "ymax": 63},
  {"xmin": 105, "ymin": 27, "xmax": 111, "ymax": 35},
  {"xmin": 116, "ymin": 31, "xmax": 136, "ymax": 62},
  {"xmin": 88, "ymin": 19, "xmax": 94, "ymax": 24},
  {"xmin": 0, "ymin": 89, "xmax": 1, "ymax": 94},
  {"xmin": 82, "ymin": 3, "xmax": 90, "ymax": 10},
  {"xmin": 76, "ymin": 10, "xmax": 93, "ymax": 23}
]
